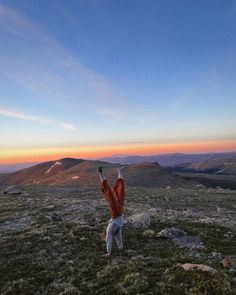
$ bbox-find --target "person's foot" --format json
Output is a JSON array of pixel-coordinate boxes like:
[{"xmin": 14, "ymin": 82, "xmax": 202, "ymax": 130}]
[
  {"xmin": 118, "ymin": 166, "xmax": 127, "ymax": 179},
  {"xmin": 97, "ymin": 166, "xmax": 103, "ymax": 173},
  {"xmin": 119, "ymin": 166, "xmax": 128, "ymax": 171}
]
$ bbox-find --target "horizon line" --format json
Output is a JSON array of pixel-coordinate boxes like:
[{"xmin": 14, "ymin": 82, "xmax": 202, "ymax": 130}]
[{"xmin": 1, "ymin": 148, "xmax": 236, "ymax": 166}]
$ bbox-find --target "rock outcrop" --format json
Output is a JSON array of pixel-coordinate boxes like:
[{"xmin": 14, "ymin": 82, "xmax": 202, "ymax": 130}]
[
  {"xmin": 156, "ymin": 227, "xmax": 186, "ymax": 239},
  {"xmin": 124, "ymin": 212, "xmax": 151, "ymax": 229},
  {"xmin": 156, "ymin": 227, "xmax": 205, "ymax": 249},
  {"xmin": 1, "ymin": 186, "xmax": 22, "ymax": 195}
]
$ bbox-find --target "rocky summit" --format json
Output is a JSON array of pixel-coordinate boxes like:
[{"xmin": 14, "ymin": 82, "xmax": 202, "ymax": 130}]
[{"xmin": 0, "ymin": 182, "xmax": 236, "ymax": 294}]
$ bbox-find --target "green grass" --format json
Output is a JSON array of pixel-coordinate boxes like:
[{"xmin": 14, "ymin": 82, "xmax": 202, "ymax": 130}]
[{"xmin": 0, "ymin": 184, "xmax": 236, "ymax": 294}]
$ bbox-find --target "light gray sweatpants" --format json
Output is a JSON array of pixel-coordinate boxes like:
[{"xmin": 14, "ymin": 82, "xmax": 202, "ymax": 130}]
[{"xmin": 106, "ymin": 222, "xmax": 123, "ymax": 254}]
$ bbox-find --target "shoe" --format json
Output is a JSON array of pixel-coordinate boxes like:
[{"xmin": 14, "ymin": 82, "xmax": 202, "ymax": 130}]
[
  {"xmin": 97, "ymin": 166, "xmax": 103, "ymax": 173},
  {"xmin": 119, "ymin": 166, "xmax": 128, "ymax": 171}
]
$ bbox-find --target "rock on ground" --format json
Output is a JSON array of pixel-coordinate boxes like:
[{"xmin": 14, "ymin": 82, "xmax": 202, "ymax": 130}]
[
  {"xmin": 173, "ymin": 235, "xmax": 205, "ymax": 250},
  {"xmin": 0, "ymin": 216, "xmax": 32, "ymax": 232},
  {"xmin": 180, "ymin": 263, "xmax": 218, "ymax": 274},
  {"xmin": 142, "ymin": 229, "xmax": 155, "ymax": 237},
  {"xmin": 1, "ymin": 186, "xmax": 22, "ymax": 195},
  {"xmin": 156, "ymin": 227, "xmax": 205, "ymax": 249},
  {"xmin": 124, "ymin": 212, "xmax": 151, "ymax": 229},
  {"xmin": 156, "ymin": 227, "xmax": 186, "ymax": 239},
  {"xmin": 148, "ymin": 208, "xmax": 162, "ymax": 217},
  {"xmin": 52, "ymin": 201, "xmax": 98, "ymax": 225}
]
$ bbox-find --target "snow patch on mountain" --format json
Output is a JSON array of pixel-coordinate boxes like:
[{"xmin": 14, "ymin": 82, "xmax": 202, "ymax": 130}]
[{"xmin": 45, "ymin": 162, "xmax": 62, "ymax": 174}]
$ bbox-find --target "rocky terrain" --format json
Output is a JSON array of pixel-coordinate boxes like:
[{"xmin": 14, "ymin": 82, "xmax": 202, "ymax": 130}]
[
  {"xmin": 173, "ymin": 172, "xmax": 236, "ymax": 190},
  {"xmin": 1, "ymin": 181, "xmax": 236, "ymax": 294}
]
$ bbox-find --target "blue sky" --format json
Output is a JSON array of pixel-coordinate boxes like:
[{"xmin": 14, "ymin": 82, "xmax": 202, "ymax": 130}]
[{"xmin": 0, "ymin": 0, "xmax": 236, "ymax": 162}]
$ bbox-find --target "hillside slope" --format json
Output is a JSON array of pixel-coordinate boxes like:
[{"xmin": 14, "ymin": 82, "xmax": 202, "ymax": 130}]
[
  {"xmin": 0, "ymin": 158, "xmax": 84, "ymax": 185},
  {"xmin": 0, "ymin": 159, "xmax": 193, "ymax": 188},
  {"xmin": 172, "ymin": 154, "xmax": 236, "ymax": 175}
]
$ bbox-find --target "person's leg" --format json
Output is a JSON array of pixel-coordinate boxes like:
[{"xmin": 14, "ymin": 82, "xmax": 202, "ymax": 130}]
[
  {"xmin": 115, "ymin": 227, "xmax": 123, "ymax": 250},
  {"xmin": 98, "ymin": 167, "xmax": 119, "ymax": 218},
  {"xmin": 106, "ymin": 223, "xmax": 113, "ymax": 255},
  {"xmin": 97, "ymin": 166, "xmax": 106, "ymax": 182},
  {"xmin": 113, "ymin": 179, "xmax": 124, "ymax": 206},
  {"xmin": 113, "ymin": 167, "xmax": 127, "ymax": 206},
  {"xmin": 101, "ymin": 180, "xmax": 120, "ymax": 218}
]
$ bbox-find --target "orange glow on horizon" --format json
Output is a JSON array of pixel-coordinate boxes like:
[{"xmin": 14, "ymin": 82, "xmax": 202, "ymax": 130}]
[{"xmin": 0, "ymin": 140, "xmax": 236, "ymax": 164}]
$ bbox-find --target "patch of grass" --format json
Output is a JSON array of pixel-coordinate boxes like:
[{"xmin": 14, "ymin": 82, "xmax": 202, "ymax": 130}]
[
  {"xmin": 157, "ymin": 266, "xmax": 233, "ymax": 295},
  {"xmin": 176, "ymin": 221, "xmax": 236, "ymax": 255}
]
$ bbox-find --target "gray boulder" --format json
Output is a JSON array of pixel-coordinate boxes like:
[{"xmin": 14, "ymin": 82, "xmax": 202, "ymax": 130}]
[
  {"xmin": 173, "ymin": 235, "xmax": 205, "ymax": 250},
  {"xmin": 156, "ymin": 227, "xmax": 186, "ymax": 239},
  {"xmin": 125, "ymin": 212, "xmax": 151, "ymax": 229},
  {"xmin": 58, "ymin": 201, "xmax": 98, "ymax": 225},
  {"xmin": 148, "ymin": 208, "xmax": 162, "ymax": 217},
  {"xmin": 142, "ymin": 229, "xmax": 155, "ymax": 237},
  {"xmin": 2, "ymin": 186, "xmax": 22, "ymax": 195},
  {"xmin": 156, "ymin": 227, "xmax": 205, "ymax": 249},
  {"xmin": 0, "ymin": 216, "xmax": 32, "ymax": 232}
]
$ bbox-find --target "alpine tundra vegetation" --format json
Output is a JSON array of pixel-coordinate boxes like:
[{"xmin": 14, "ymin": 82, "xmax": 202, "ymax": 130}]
[{"xmin": 1, "ymin": 182, "xmax": 236, "ymax": 294}]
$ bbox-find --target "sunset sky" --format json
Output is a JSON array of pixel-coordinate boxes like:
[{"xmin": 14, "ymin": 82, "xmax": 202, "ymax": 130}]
[{"xmin": 0, "ymin": 0, "xmax": 236, "ymax": 164}]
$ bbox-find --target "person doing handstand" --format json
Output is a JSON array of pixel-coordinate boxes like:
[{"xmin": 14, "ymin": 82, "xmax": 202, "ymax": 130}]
[{"xmin": 97, "ymin": 166, "xmax": 127, "ymax": 256}]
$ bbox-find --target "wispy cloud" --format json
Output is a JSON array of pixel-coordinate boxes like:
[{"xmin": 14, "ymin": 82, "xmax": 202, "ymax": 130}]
[
  {"xmin": 0, "ymin": 3, "xmax": 41, "ymax": 37},
  {"xmin": 0, "ymin": 108, "xmax": 49, "ymax": 124},
  {"xmin": 0, "ymin": 108, "xmax": 77, "ymax": 131},
  {"xmin": 60, "ymin": 122, "xmax": 77, "ymax": 131},
  {"xmin": 0, "ymin": 3, "xmax": 132, "ymax": 121}
]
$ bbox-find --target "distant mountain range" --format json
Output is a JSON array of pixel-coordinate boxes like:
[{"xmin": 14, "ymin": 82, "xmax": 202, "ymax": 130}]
[
  {"xmin": 1, "ymin": 152, "xmax": 235, "ymax": 175},
  {"xmin": 0, "ymin": 158, "xmax": 194, "ymax": 188},
  {"xmin": 0, "ymin": 162, "xmax": 39, "ymax": 173},
  {"xmin": 99, "ymin": 152, "xmax": 236, "ymax": 168},
  {"xmin": 171, "ymin": 153, "xmax": 236, "ymax": 175}
]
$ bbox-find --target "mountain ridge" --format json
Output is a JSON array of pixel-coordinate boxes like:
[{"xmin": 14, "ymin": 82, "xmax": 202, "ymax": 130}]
[
  {"xmin": 99, "ymin": 152, "xmax": 236, "ymax": 167},
  {"xmin": 171, "ymin": 153, "xmax": 236, "ymax": 175},
  {"xmin": 2, "ymin": 152, "xmax": 236, "ymax": 174},
  {"xmin": 0, "ymin": 158, "xmax": 194, "ymax": 188}
]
